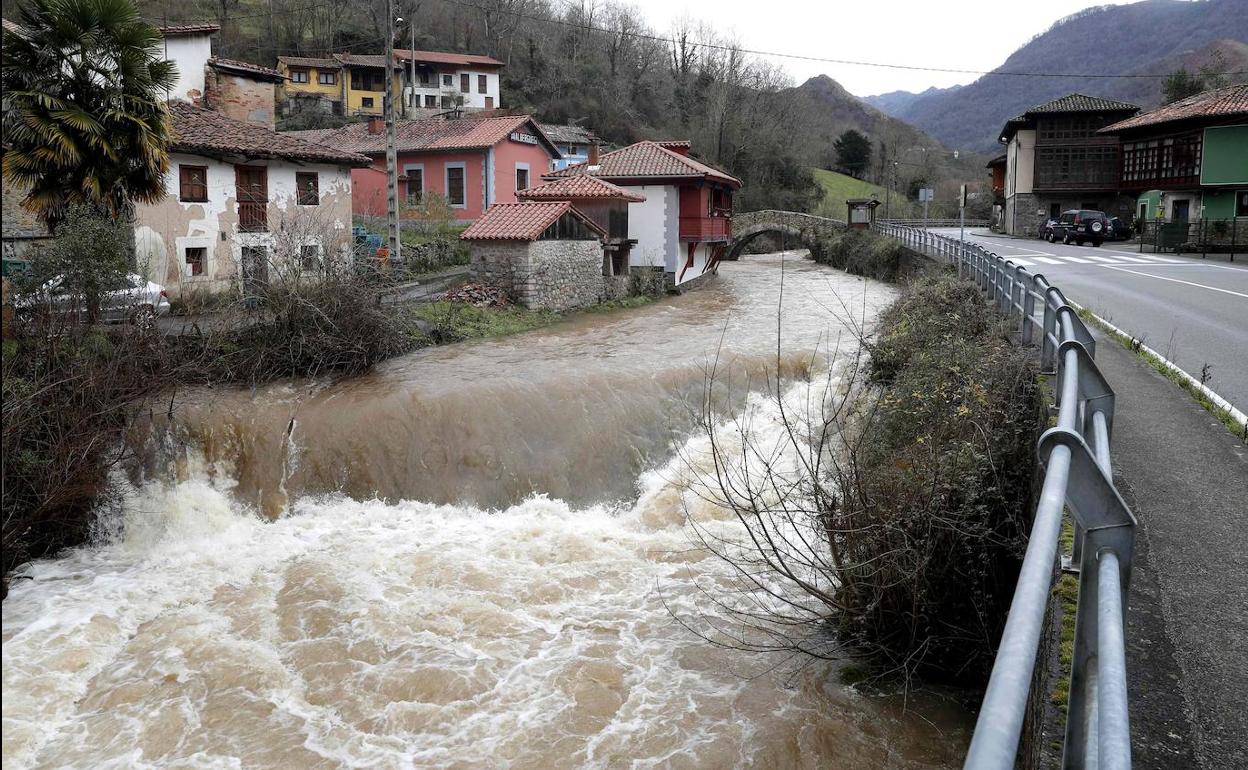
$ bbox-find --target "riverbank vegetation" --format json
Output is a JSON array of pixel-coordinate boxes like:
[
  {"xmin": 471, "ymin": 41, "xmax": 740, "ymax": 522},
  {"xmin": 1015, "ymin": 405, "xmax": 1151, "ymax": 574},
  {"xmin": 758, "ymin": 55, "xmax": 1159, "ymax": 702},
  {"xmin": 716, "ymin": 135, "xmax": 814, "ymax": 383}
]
[
  {"xmin": 809, "ymin": 228, "xmax": 911, "ymax": 281},
  {"xmin": 694, "ymin": 273, "xmax": 1042, "ymax": 683}
]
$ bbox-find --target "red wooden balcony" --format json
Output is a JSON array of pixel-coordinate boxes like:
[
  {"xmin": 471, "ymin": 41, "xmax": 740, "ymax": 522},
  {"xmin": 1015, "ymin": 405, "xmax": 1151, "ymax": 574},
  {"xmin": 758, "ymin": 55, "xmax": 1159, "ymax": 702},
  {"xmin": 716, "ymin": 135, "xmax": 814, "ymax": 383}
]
[{"xmin": 679, "ymin": 215, "xmax": 731, "ymax": 242}]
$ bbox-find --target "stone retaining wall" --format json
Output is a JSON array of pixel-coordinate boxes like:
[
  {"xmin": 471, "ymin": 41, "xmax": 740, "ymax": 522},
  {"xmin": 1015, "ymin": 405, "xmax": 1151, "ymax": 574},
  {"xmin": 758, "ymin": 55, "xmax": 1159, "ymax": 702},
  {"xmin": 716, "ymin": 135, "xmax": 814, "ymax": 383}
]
[{"xmin": 470, "ymin": 240, "xmax": 617, "ymax": 311}]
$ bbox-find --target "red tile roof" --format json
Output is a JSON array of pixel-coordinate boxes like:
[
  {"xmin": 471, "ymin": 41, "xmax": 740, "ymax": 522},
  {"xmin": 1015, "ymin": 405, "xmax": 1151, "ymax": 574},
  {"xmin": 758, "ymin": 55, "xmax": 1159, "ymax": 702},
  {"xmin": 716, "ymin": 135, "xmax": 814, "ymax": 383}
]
[
  {"xmin": 306, "ymin": 114, "xmax": 559, "ymax": 156},
  {"xmin": 158, "ymin": 24, "xmax": 221, "ymax": 36},
  {"xmin": 460, "ymin": 202, "xmax": 605, "ymax": 241},
  {"xmin": 168, "ymin": 102, "xmax": 371, "ymax": 166},
  {"xmin": 209, "ymin": 57, "xmax": 284, "ymax": 82},
  {"xmin": 545, "ymin": 140, "xmax": 741, "ymax": 188},
  {"xmin": 278, "ymin": 55, "xmax": 341, "ymax": 69},
  {"xmin": 1100, "ymin": 85, "xmax": 1248, "ymax": 133},
  {"xmin": 517, "ymin": 175, "xmax": 645, "ymax": 202},
  {"xmin": 395, "ymin": 49, "xmax": 503, "ymax": 67}
]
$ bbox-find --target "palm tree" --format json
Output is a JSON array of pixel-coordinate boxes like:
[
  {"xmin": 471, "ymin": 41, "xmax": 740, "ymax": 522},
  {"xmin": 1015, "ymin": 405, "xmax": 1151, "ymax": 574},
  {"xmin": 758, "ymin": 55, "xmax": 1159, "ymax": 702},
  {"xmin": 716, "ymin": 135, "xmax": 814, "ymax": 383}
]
[{"xmin": 2, "ymin": 0, "xmax": 178, "ymax": 227}]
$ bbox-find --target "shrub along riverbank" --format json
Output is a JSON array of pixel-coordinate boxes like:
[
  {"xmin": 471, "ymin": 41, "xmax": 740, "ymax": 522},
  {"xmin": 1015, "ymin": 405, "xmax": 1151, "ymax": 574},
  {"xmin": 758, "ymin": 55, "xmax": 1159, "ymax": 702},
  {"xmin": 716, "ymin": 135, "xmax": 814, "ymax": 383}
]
[{"xmin": 1, "ymin": 268, "xmax": 660, "ymax": 594}]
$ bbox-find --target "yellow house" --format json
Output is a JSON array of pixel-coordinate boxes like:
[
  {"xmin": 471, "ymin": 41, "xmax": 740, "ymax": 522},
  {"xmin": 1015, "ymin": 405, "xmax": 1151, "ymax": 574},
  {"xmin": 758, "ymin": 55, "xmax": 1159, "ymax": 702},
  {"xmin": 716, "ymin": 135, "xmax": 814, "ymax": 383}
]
[
  {"xmin": 276, "ymin": 56, "xmax": 346, "ymax": 115},
  {"xmin": 277, "ymin": 51, "xmax": 504, "ymax": 119}
]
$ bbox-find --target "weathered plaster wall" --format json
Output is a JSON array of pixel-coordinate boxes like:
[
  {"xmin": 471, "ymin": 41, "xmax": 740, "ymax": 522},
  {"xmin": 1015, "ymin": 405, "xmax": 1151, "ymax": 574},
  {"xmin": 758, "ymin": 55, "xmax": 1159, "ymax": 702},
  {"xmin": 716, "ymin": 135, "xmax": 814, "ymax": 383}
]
[
  {"xmin": 134, "ymin": 152, "xmax": 353, "ymax": 297},
  {"xmin": 164, "ymin": 35, "xmax": 212, "ymax": 104},
  {"xmin": 623, "ymin": 184, "xmax": 677, "ymax": 271}
]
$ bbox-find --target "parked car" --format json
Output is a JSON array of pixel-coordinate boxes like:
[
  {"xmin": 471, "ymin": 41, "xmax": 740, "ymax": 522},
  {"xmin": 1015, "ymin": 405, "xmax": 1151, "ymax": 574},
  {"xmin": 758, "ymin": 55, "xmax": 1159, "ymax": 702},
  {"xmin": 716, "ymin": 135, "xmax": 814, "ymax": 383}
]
[
  {"xmin": 1106, "ymin": 217, "xmax": 1133, "ymax": 241},
  {"xmin": 1038, "ymin": 218, "xmax": 1059, "ymax": 240},
  {"xmin": 20, "ymin": 273, "xmax": 171, "ymax": 324},
  {"xmin": 1049, "ymin": 209, "xmax": 1109, "ymax": 246}
]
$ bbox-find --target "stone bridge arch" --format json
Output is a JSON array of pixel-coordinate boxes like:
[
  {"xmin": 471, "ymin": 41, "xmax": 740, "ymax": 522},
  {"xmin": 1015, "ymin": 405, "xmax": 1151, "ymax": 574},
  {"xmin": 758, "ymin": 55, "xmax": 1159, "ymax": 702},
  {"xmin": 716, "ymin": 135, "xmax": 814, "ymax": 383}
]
[{"xmin": 725, "ymin": 210, "xmax": 846, "ymax": 261}]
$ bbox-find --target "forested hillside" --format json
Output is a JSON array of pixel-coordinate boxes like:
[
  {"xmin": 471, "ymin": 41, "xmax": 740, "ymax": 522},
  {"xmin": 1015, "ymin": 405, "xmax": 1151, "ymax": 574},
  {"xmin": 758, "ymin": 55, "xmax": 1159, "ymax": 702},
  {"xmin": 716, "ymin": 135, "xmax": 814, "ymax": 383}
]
[
  {"xmin": 867, "ymin": 0, "xmax": 1248, "ymax": 151},
  {"xmin": 7, "ymin": 0, "xmax": 991, "ymax": 211}
]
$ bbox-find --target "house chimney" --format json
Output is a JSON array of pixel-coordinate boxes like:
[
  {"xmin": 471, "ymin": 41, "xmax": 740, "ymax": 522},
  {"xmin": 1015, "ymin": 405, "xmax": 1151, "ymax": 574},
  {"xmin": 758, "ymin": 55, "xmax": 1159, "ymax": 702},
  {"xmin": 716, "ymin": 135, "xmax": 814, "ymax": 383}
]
[
  {"xmin": 588, "ymin": 141, "xmax": 599, "ymax": 165},
  {"xmin": 368, "ymin": 116, "xmax": 384, "ymax": 135}
]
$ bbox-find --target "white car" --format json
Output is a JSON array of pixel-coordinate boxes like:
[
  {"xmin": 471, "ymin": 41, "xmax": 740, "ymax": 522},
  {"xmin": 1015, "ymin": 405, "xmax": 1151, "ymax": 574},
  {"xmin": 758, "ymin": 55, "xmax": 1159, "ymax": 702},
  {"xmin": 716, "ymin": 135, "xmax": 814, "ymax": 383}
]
[{"xmin": 22, "ymin": 273, "xmax": 171, "ymax": 324}]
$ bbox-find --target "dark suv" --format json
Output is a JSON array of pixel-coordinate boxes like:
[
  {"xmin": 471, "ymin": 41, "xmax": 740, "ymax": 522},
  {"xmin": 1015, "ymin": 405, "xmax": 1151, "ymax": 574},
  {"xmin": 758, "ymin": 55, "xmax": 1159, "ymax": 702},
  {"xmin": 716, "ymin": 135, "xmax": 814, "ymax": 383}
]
[{"xmin": 1050, "ymin": 209, "xmax": 1109, "ymax": 246}]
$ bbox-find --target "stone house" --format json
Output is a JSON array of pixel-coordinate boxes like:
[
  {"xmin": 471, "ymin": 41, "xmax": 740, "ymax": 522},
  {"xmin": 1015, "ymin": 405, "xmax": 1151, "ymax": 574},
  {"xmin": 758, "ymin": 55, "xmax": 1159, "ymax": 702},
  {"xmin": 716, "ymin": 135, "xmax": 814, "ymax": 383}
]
[
  {"xmin": 203, "ymin": 56, "xmax": 284, "ymax": 127},
  {"xmin": 517, "ymin": 175, "xmax": 645, "ymax": 279},
  {"xmin": 999, "ymin": 94, "xmax": 1140, "ymax": 236},
  {"xmin": 461, "ymin": 201, "xmax": 630, "ymax": 311}
]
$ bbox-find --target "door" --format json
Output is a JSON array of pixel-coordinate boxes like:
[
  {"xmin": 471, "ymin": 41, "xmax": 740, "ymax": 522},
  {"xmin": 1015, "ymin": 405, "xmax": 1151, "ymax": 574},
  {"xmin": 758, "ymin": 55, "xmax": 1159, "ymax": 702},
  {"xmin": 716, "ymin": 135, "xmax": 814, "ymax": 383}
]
[
  {"xmin": 1172, "ymin": 199, "xmax": 1190, "ymax": 223},
  {"xmin": 241, "ymin": 246, "xmax": 268, "ymax": 299},
  {"xmin": 484, "ymin": 96, "xmax": 494, "ymax": 109},
  {"xmin": 235, "ymin": 165, "xmax": 268, "ymax": 232}
]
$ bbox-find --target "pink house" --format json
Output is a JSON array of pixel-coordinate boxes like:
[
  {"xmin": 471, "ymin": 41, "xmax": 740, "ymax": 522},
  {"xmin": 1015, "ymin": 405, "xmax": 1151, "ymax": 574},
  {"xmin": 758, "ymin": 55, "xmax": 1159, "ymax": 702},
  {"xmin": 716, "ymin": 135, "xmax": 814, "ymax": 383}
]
[{"xmin": 288, "ymin": 114, "xmax": 560, "ymax": 220}]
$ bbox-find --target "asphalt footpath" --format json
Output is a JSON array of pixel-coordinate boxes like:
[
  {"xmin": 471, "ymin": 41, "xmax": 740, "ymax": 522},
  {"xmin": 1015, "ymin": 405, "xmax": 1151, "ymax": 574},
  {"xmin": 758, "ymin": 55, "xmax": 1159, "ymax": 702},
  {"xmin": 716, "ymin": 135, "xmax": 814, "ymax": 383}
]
[{"xmin": 1090, "ymin": 326, "xmax": 1248, "ymax": 769}]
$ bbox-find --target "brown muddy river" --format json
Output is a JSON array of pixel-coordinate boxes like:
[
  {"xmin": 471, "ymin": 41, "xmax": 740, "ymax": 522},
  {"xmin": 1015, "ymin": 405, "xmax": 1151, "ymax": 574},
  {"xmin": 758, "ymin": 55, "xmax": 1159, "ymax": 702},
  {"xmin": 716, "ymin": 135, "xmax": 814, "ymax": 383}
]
[{"xmin": 2, "ymin": 252, "xmax": 972, "ymax": 769}]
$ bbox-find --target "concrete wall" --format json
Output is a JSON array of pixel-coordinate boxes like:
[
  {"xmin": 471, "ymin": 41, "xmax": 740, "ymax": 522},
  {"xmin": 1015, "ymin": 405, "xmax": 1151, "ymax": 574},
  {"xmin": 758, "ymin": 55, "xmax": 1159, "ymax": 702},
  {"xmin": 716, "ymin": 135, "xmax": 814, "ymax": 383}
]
[
  {"xmin": 134, "ymin": 152, "xmax": 353, "ymax": 297},
  {"xmin": 622, "ymin": 184, "xmax": 677, "ymax": 272},
  {"xmin": 1003, "ymin": 130, "xmax": 1036, "ymax": 235},
  {"xmin": 469, "ymin": 239, "xmax": 610, "ymax": 311}
]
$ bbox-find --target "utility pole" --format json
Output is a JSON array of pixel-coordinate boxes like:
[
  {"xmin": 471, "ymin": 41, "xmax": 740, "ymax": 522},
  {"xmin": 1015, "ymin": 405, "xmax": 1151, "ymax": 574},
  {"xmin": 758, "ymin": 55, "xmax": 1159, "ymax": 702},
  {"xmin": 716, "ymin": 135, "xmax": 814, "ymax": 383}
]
[
  {"xmin": 409, "ymin": 13, "xmax": 417, "ymax": 116},
  {"xmin": 385, "ymin": 0, "xmax": 401, "ymax": 263}
]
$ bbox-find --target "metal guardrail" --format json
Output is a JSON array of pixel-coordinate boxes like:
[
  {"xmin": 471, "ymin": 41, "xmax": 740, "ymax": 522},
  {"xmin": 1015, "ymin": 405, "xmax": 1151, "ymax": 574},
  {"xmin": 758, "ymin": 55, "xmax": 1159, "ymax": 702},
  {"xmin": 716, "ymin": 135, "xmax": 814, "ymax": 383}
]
[
  {"xmin": 878, "ymin": 218, "xmax": 991, "ymax": 228},
  {"xmin": 875, "ymin": 222, "xmax": 1138, "ymax": 770}
]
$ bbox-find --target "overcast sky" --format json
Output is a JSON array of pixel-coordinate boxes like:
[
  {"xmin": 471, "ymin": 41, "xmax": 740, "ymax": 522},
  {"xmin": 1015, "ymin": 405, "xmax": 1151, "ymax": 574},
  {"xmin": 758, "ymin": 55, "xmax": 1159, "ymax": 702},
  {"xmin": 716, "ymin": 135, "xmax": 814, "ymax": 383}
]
[{"xmin": 623, "ymin": 0, "xmax": 1143, "ymax": 96}]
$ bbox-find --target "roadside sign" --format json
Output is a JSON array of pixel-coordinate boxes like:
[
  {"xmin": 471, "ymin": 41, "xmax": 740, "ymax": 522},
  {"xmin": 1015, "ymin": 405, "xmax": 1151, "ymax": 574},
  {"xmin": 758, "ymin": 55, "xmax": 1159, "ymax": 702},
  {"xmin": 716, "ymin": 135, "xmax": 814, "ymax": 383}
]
[
  {"xmin": 918, "ymin": 188, "xmax": 934, "ymax": 202},
  {"xmin": 959, "ymin": 184, "xmax": 968, "ymax": 209}
]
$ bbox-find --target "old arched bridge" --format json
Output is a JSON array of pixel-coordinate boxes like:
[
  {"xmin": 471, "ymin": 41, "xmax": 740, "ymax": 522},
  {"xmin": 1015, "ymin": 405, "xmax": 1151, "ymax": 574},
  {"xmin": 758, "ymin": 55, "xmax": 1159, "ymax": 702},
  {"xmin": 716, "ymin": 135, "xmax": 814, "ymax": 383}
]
[{"xmin": 725, "ymin": 210, "xmax": 846, "ymax": 260}]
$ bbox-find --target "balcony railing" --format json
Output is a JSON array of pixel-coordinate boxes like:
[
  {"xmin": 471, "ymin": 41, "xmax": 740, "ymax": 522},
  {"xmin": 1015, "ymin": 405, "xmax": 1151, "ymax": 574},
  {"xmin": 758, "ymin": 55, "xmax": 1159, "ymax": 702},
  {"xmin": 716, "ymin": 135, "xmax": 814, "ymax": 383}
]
[
  {"xmin": 238, "ymin": 201, "xmax": 268, "ymax": 233},
  {"xmin": 679, "ymin": 215, "xmax": 731, "ymax": 242}
]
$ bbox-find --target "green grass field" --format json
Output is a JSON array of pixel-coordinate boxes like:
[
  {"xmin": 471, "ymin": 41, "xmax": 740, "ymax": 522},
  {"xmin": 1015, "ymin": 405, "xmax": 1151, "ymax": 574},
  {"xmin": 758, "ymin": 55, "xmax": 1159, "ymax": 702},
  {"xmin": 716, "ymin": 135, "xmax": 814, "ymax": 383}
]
[{"xmin": 813, "ymin": 168, "xmax": 916, "ymax": 219}]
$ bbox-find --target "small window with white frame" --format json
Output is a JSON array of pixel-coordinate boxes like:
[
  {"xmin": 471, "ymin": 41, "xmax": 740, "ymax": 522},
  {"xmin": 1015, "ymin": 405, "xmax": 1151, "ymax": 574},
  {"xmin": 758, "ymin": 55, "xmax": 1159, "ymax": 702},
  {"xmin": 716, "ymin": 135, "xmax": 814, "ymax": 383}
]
[
  {"xmin": 290, "ymin": 69, "xmax": 309, "ymax": 83},
  {"xmin": 318, "ymin": 71, "xmax": 336, "ymax": 85}
]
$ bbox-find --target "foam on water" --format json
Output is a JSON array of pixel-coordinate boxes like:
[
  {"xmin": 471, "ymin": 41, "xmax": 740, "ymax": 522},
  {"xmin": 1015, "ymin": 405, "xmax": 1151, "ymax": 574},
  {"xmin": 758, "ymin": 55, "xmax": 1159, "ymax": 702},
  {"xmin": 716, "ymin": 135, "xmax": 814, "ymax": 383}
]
[{"xmin": 3, "ymin": 373, "xmax": 968, "ymax": 769}]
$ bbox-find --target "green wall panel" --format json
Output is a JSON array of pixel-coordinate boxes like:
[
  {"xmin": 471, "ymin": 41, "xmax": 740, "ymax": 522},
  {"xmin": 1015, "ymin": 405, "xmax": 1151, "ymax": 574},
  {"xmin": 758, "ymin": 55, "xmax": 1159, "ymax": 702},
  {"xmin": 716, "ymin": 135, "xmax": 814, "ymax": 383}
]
[{"xmin": 1201, "ymin": 125, "xmax": 1248, "ymax": 185}]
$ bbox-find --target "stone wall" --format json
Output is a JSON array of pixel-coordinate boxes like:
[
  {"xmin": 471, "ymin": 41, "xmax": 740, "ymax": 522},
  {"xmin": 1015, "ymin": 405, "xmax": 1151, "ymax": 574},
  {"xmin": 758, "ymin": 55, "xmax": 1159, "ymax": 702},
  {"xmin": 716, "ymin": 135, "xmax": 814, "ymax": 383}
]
[{"xmin": 469, "ymin": 239, "xmax": 614, "ymax": 311}]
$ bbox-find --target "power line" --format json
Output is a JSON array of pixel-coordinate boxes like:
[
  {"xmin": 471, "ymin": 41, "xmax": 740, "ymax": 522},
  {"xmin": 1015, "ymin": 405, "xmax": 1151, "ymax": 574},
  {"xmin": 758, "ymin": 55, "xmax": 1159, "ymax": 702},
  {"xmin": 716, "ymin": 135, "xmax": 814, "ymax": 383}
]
[{"xmin": 152, "ymin": 0, "xmax": 1248, "ymax": 81}]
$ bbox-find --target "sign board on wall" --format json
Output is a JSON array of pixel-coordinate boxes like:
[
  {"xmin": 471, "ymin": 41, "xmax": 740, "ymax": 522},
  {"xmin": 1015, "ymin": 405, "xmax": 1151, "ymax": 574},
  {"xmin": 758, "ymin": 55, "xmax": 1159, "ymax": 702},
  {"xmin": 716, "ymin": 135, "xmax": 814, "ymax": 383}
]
[{"xmin": 510, "ymin": 131, "xmax": 538, "ymax": 145}]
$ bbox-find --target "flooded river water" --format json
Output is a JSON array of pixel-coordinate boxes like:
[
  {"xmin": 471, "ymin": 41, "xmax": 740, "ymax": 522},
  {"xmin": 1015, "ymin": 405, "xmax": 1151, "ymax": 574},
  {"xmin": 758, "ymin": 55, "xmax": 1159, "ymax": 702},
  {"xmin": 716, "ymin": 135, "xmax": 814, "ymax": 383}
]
[{"xmin": 2, "ymin": 253, "xmax": 973, "ymax": 769}]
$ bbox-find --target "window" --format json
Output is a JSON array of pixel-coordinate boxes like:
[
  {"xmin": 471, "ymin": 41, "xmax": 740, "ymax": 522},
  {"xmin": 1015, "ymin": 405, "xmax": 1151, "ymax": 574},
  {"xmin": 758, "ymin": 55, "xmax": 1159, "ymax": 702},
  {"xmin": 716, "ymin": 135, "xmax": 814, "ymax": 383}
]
[
  {"xmin": 424, "ymin": 94, "xmax": 437, "ymax": 108},
  {"xmin": 442, "ymin": 74, "xmax": 453, "ymax": 87},
  {"xmin": 361, "ymin": 96, "xmax": 374, "ymax": 109},
  {"xmin": 477, "ymin": 74, "xmax": 487, "ymax": 94},
  {"xmin": 446, "ymin": 165, "xmax": 465, "ymax": 207},
  {"xmin": 460, "ymin": 73, "xmax": 470, "ymax": 93},
  {"xmin": 185, "ymin": 247, "xmax": 206, "ymax": 277},
  {"xmin": 405, "ymin": 167, "xmax": 423, "ymax": 203},
  {"xmin": 318, "ymin": 71, "xmax": 336, "ymax": 85},
  {"xmin": 1238, "ymin": 190, "xmax": 1248, "ymax": 218},
  {"xmin": 515, "ymin": 166, "xmax": 529, "ymax": 191},
  {"xmin": 440, "ymin": 95, "xmax": 454, "ymax": 109},
  {"xmin": 296, "ymin": 172, "xmax": 319, "ymax": 206},
  {"xmin": 290, "ymin": 69, "xmax": 309, "ymax": 83},
  {"xmin": 1050, "ymin": 202, "xmax": 1061, "ymax": 218},
  {"xmin": 300, "ymin": 245, "xmax": 320, "ymax": 270},
  {"xmin": 179, "ymin": 165, "xmax": 208, "ymax": 202}
]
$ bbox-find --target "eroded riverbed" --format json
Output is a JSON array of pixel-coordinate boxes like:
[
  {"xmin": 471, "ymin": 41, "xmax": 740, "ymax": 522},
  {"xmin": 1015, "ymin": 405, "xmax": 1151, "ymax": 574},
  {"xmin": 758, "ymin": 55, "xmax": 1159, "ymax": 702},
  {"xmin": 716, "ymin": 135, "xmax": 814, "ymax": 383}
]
[{"xmin": 3, "ymin": 253, "xmax": 973, "ymax": 769}]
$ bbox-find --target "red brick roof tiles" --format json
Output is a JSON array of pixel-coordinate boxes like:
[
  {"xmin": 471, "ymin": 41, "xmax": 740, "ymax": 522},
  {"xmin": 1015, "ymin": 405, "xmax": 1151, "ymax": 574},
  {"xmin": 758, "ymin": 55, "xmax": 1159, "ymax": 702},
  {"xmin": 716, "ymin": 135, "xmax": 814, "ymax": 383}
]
[
  {"xmin": 545, "ymin": 140, "xmax": 741, "ymax": 188},
  {"xmin": 308, "ymin": 114, "xmax": 558, "ymax": 156},
  {"xmin": 169, "ymin": 102, "xmax": 371, "ymax": 166},
  {"xmin": 209, "ymin": 57, "xmax": 283, "ymax": 82},
  {"xmin": 517, "ymin": 176, "xmax": 645, "ymax": 202},
  {"xmin": 395, "ymin": 49, "xmax": 503, "ymax": 67},
  {"xmin": 460, "ymin": 202, "xmax": 605, "ymax": 241},
  {"xmin": 278, "ymin": 55, "xmax": 341, "ymax": 69},
  {"xmin": 1100, "ymin": 85, "xmax": 1248, "ymax": 133}
]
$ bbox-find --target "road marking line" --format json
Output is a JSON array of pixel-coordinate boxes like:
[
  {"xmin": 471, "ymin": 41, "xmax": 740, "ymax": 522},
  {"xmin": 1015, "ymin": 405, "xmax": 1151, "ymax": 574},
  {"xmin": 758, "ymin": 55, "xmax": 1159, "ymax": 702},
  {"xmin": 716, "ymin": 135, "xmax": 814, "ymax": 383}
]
[
  {"xmin": 1007, "ymin": 258, "xmax": 1035, "ymax": 266},
  {"xmin": 1060, "ymin": 256, "xmax": 1092, "ymax": 264},
  {"xmin": 1128, "ymin": 254, "xmax": 1182, "ymax": 263},
  {"xmin": 1035, "ymin": 257, "xmax": 1062, "ymax": 264},
  {"xmin": 1088, "ymin": 256, "xmax": 1119, "ymax": 263},
  {"xmin": 1101, "ymin": 266, "xmax": 1248, "ymax": 299},
  {"xmin": 1104, "ymin": 255, "xmax": 1159, "ymax": 263}
]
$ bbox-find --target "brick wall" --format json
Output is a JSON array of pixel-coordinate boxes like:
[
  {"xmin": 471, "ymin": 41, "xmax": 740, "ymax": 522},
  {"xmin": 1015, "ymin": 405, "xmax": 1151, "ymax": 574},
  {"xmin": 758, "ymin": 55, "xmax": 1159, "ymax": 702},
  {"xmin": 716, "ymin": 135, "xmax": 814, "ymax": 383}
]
[{"xmin": 205, "ymin": 71, "xmax": 276, "ymax": 128}]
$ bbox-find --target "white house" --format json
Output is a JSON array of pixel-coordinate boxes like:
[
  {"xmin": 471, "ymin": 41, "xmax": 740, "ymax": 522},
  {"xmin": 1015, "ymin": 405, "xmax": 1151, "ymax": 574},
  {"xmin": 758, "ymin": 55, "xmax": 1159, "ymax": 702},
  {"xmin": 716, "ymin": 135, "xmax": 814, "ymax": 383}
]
[
  {"xmin": 395, "ymin": 49, "xmax": 504, "ymax": 114},
  {"xmin": 133, "ymin": 26, "xmax": 370, "ymax": 298},
  {"xmin": 544, "ymin": 141, "xmax": 741, "ymax": 288}
]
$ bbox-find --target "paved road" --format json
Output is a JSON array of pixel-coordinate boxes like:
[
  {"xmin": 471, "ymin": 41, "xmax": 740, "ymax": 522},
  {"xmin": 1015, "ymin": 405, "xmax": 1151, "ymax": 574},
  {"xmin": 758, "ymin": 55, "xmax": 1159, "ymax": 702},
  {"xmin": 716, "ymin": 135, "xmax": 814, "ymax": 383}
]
[{"xmin": 931, "ymin": 228, "xmax": 1248, "ymax": 412}]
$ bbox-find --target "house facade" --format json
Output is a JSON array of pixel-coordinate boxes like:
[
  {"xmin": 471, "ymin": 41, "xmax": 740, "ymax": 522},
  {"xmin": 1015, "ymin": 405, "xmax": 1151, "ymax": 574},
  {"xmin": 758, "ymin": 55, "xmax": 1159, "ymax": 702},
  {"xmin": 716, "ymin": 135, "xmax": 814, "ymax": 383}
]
[
  {"xmin": 277, "ymin": 50, "xmax": 503, "ymax": 118},
  {"xmin": 517, "ymin": 175, "xmax": 645, "ymax": 277},
  {"xmin": 999, "ymin": 94, "xmax": 1140, "ymax": 235},
  {"xmin": 540, "ymin": 124, "xmax": 600, "ymax": 171},
  {"xmin": 1099, "ymin": 84, "xmax": 1248, "ymax": 224},
  {"xmin": 291, "ymin": 115, "xmax": 560, "ymax": 221},
  {"xmin": 544, "ymin": 140, "xmax": 741, "ymax": 288},
  {"xmin": 132, "ymin": 27, "xmax": 369, "ymax": 298}
]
